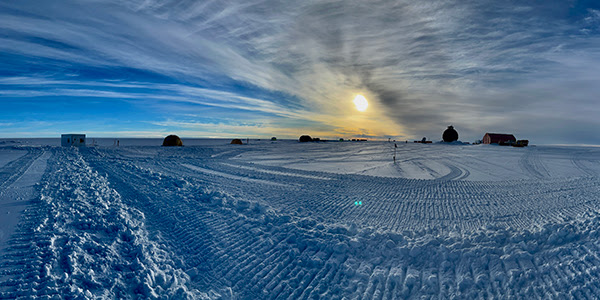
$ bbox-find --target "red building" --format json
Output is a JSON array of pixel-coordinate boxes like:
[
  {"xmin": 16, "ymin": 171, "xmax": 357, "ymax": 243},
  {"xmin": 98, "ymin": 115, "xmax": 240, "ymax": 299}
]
[{"xmin": 483, "ymin": 133, "xmax": 516, "ymax": 145}]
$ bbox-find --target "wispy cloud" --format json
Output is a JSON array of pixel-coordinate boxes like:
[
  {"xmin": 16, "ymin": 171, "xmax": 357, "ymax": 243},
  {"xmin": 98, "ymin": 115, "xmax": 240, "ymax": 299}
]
[{"xmin": 1, "ymin": 1, "xmax": 600, "ymax": 143}]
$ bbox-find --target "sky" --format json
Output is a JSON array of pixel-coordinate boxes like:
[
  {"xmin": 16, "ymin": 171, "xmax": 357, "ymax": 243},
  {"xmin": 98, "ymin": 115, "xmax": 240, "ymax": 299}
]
[{"xmin": 1, "ymin": 0, "xmax": 599, "ymax": 144}]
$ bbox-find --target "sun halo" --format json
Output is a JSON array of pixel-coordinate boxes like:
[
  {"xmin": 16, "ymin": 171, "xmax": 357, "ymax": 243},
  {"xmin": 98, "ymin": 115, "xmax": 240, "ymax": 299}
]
[{"xmin": 353, "ymin": 95, "xmax": 368, "ymax": 112}]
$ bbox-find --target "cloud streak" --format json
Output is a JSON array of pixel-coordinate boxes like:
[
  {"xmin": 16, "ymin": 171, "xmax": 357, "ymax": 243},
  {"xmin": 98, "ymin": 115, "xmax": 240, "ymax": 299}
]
[{"xmin": 1, "ymin": 0, "xmax": 600, "ymax": 143}]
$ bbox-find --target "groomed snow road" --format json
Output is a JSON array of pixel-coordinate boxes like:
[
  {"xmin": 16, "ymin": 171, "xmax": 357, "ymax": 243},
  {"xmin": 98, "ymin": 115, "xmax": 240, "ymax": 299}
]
[{"xmin": 1, "ymin": 141, "xmax": 600, "ymax": 299}]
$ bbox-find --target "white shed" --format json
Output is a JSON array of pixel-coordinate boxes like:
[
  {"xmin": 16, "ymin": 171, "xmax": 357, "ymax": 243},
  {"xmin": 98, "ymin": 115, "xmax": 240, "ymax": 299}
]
[{"xmin": 61, "ymin": 134, "xmax": 86, "ymax": 147}]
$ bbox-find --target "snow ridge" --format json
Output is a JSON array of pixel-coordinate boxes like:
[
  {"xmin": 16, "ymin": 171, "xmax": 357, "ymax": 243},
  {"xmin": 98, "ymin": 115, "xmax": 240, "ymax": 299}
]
[{"xmin": 0, "ymin": 149, "xmax": 212, "ymax": 299}]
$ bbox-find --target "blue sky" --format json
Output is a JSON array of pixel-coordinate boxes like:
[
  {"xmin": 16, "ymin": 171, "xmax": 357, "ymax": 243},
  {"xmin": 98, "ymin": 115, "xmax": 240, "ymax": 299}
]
[{"xmin": 1, "ymin": 0, "xmax": 599, "ymax": 144}]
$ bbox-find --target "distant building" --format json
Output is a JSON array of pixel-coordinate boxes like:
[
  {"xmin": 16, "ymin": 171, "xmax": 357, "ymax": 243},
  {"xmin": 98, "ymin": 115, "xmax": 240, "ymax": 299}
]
[
  {"xmin": 414, "ymin": 137, "xmax": 432, "ymax": 144},
  {"xmin": 483, "ymin": 133, "xmax": 516, "ymax": 145},
  {"xmin": 514, "ymin": 140, "xmax": 529, "ymax": 147},
  {"xmin": 61, "ymin": 134, "xmax": 86, "ymax": 147},
  {"xmin": 442, "ymin": 126, "xmax": 459, "ymax": 142},
  {"xmin": 299, "ymin": 135, "xmax": 313, "ymax": 142},
  {"xmin": 163, "ymin": 135, "xmax": 183, "ymax": 146}
]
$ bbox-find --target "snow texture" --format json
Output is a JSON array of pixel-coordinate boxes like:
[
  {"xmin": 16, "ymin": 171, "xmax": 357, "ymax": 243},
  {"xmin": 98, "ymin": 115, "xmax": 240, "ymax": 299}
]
[{"xmin": 0, "ymin": 140, "xmax": 599, "ymax": 299}]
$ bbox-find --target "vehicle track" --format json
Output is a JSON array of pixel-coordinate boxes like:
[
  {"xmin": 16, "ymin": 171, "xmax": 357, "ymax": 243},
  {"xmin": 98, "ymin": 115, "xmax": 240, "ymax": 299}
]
[
  {"xmin": 519, "ymin": 148, "xmax": 550, "ymax": 179},
  {"xmin": 438, "ymin": 162, "xmax": 466, "ymax": 181},
  {"xmin": 84, "ymin": 147, "xmax": 600, "ymax": 298},
  {"xmin": 5, "ymin": 146, "xmax": 599, "ymax": 299},
  {"xmin": 0, "ymin": 148, "xmax": 43, "ymax": 191},
  {"xmin": 1, "ymin": 148, "xmax": 204, "ymax": 298},
  {"xmin": 570, "ymin": 150, "xmax": 598, "ymax": 177},
  {"xmin": 112, "ymin": 147, "xmax": 600, "ymax": 234}
]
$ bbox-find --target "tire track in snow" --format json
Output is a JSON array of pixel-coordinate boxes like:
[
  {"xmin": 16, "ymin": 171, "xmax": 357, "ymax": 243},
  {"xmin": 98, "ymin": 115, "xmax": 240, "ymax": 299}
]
[
  {"xmin": 0, "ymin": 148, "xmax": 209, "ymax": 299},
  {"xmin": 60, "ymin": 146, "xmax": 600, "ymax": 299},
  {"xmin": 182, "ymin": 163, "xmax": 295, "ymax": 187},
  {"xmin": 520, "ymin": 148, "xmax": 550, "ymax": 179},
  {"xmin": 0, "ymin": 148, "xmax": 49, "ymax": 288},
  {"xmin": 0, "ymin": 148, "xmax": 43, "ymax": 190},
  {"xmin": 438, "ymin": 162, "xmax": 466, "ymax": 181},
  {"xmin": 439, "ymin": 157, "xmax": 473, "ymax": 181},
  {"xmin": 86, "ymin": 149, "xmax": 353, "ymax": 299},
  {"xmin": 570, "ymin": 151, "xmax": 598, "ymax": 177},
  {"xmin": 85, "ymin": 155, "xmax": 227, "ymax": 291},
  {"xmin": 220, "ymin": 162, "xmax": 333, "ymax": 180}
]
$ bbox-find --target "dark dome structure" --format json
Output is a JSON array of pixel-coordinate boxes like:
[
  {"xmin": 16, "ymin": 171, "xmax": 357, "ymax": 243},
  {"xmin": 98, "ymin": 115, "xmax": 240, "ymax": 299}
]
[
  {"xmin": 442, "ymin": 126, "xmax": 459, "ymax": 142},
  {"xmin": 231, "ymin": 139, "xmax": 243, "ymax": 145},
  {"xmin": 162, "ymin": 135, "xmax": 183, "ymax": 146},
  {"xmin": 299, "ymin": 135, "xmax": 313, "ymax": 142}
]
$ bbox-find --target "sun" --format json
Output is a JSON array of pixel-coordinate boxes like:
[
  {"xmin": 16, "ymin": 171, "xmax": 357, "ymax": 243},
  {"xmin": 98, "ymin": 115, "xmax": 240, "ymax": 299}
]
[{"xmin": 353, "ymin": 95, "xmax": 368, "ymax": 112}]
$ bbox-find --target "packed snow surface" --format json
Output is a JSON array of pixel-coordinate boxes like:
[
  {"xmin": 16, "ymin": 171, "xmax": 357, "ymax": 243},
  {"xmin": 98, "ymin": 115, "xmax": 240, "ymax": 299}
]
[{"xmin": 1, "ymin": 140, "xmax": 600, "ymax": 299}]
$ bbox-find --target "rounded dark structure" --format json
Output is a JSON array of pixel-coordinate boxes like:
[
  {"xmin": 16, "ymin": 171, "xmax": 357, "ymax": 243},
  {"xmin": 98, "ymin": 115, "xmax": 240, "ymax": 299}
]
[
  {"xmin": 231, "ymin": 139, "xmax": 243, "ymax": 145},
  {"xmin": 162, "ymin": 135, "xmax": 183, "ymax": 146},
  {"xmin": 299, "ymin": 135, "xmax": 313, "ymax": 142},
  {"xmin": 442, "ymin": 126, "xmax": 459, "ymax": 142}
]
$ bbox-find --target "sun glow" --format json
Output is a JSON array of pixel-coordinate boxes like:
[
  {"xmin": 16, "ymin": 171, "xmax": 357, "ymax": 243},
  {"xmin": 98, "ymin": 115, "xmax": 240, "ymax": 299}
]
[{"xmin": 353, "ymin": 95, "xmax": 368, "ymax": 112}]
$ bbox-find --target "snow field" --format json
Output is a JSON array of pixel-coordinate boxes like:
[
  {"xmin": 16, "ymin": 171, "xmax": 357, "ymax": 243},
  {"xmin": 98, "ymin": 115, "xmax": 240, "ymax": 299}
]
[
  {"xmin": 0, "ymin": 148, "xmax": 212, "ymax": 299},
  {"xmin": 0, "ymin": 141, "xmax": 600, "ymax": 298},
  {"xmin": 85, "ymin": 144, "xmax": 600, "ymax": 298}
]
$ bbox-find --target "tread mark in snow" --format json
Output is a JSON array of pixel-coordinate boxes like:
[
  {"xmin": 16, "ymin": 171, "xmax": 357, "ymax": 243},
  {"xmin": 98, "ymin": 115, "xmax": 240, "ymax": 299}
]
[{"xmin": 2, "ymin": 145, "xmax": 599, "ymax": 299}]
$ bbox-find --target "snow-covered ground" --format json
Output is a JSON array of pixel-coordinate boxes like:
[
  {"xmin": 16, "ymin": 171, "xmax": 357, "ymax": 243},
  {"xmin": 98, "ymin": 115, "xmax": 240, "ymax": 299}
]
[{"xmin": 1, "ymin": 140, "xmax": 600, "ymax": 299}]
